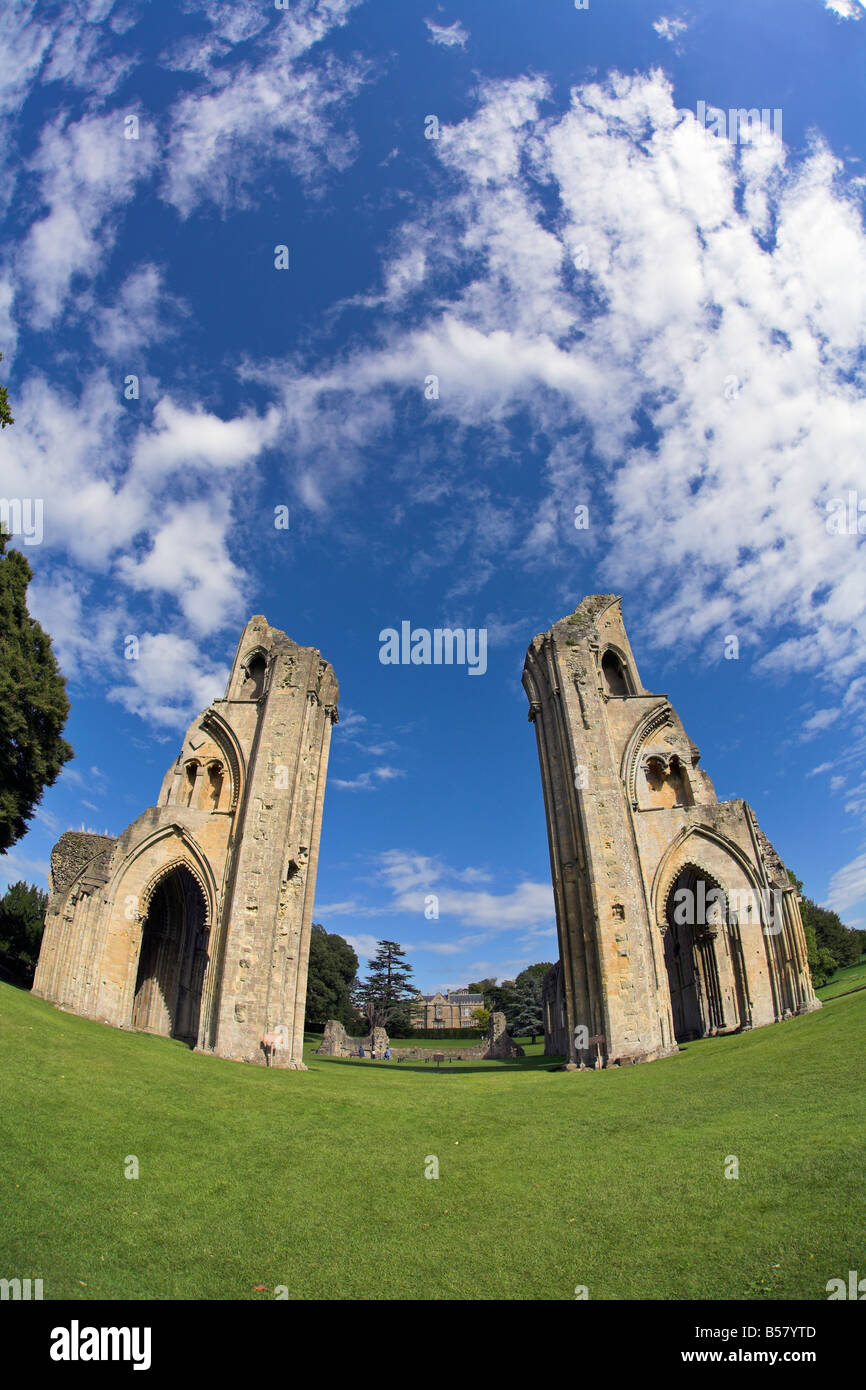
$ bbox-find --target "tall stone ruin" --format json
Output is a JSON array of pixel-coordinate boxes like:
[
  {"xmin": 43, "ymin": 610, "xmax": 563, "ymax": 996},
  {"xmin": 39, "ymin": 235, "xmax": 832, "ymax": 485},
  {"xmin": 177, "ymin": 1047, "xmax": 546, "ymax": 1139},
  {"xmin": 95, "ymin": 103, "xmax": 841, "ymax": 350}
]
[
  {"xmin": 524, "ymin": 594, "xmax": 819, "ymax": 1067},
  {"xmin": 33, "ymin": 617, "xmax": 338, "ymax": 1068}
]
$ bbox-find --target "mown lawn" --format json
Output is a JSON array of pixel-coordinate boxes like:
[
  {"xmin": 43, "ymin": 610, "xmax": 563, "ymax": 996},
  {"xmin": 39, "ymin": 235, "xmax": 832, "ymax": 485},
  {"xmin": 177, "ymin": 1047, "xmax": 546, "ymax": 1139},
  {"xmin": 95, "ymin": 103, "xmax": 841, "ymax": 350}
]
[
  {"xmin": 817, "ymin": 959, "xmax": 866, "ymax": 1002},
  {"xmin": 0, "ymin": 981, "xmax": 863, "ymax": 1301}
]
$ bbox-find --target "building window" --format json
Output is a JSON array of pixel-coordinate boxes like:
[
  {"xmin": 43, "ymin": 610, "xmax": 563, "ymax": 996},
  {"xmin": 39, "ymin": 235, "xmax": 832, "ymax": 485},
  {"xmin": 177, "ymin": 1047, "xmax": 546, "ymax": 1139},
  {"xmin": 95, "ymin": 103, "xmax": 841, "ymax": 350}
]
[{"xmin": 602, "ymin": 650, "xmax": 629, "ymax": 697}]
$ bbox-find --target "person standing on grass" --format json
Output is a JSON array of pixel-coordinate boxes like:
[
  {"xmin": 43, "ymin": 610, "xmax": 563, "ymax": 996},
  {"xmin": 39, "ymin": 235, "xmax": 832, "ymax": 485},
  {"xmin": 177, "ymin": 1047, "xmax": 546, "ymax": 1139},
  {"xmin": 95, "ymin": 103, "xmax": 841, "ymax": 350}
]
[
  {"xmin": 384, "ymin": 1045, "xmax": 391, "ymax": 1060},
  {"xmin": 358, "ymin": 1044, "xmax": 364, "ymax": 1058}
]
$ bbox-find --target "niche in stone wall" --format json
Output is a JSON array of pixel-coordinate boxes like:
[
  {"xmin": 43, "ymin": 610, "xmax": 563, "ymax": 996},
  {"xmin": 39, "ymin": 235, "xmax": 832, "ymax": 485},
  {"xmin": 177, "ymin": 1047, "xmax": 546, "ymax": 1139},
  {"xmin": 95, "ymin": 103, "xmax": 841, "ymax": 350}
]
[
  {"xmin": 242, "ymin": 654, "xmax": 267, "ymax": 700},
  {"xmin": 602, "ymin": 649, "xmax": 630, "ymax": 697},
  {"xmin": 642, "ymin": 753, "xmax": 694, "ymax": 809},
  {"xmin": 184, "ymin": 761, "xmax": 199, "ymax": 807},
  {"xmin": 206, "ymin": 761, "xmax": 224, "ymax": 811}
]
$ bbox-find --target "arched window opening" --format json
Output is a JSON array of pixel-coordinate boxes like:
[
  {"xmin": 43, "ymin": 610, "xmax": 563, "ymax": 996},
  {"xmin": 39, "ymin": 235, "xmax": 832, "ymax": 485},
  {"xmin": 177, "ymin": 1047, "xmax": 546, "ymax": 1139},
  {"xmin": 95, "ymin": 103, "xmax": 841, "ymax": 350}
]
[
  {"xmin": 668, "ymin": 756, "xmax": 694, "ymax": 807},
  {"xmin": 207, "ymin": 762, "xmax": 224, "ymax": 811},
  {"xmin": 242, "ymin": 655, "xmax": 267, "ymax": 700},
  {"xmin": 184, "ymin": 762, "xmax": 199, "ymax": 807},
  {"xmin": 602, "ymin": 650, "xmax": 629, "ymax": 697}
]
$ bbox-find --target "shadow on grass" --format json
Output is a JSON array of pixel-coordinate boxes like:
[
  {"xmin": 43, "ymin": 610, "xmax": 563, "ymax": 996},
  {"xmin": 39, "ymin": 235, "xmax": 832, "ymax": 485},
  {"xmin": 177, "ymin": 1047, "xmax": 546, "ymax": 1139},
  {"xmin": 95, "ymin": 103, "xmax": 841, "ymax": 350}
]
[{"xmin": 310, "ymin": 1053, "xmax": 564, "ymax": 1076}]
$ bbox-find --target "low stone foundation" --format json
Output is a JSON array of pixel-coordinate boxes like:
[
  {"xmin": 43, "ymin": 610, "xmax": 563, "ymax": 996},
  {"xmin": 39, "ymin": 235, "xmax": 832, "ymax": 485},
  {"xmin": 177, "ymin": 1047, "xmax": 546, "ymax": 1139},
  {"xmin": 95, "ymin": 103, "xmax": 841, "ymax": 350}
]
[{"xmin": 316, "ymin": 1012, "xmax": 525, "ymax": 1061}]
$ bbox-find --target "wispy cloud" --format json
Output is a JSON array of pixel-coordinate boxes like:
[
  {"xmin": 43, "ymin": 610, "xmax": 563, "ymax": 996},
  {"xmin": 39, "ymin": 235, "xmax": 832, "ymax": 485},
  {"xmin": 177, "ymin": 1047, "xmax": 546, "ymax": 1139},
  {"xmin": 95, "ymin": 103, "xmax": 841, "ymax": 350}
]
[{"xmin": 425, "ymin": 17, "xmax": 469, "ymax": 49}]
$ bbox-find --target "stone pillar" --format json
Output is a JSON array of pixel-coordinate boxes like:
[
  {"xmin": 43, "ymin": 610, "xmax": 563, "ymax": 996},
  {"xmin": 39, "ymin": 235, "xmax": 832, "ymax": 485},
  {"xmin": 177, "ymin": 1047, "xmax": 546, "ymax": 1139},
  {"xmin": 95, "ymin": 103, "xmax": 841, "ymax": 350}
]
[
  {"xmin": 211, "ymin": 620, "xmax": 338, "ymax": 1066},
  {"xmin": 523, "ymin": 597, "xmax": 675, "ymax": 1066}
]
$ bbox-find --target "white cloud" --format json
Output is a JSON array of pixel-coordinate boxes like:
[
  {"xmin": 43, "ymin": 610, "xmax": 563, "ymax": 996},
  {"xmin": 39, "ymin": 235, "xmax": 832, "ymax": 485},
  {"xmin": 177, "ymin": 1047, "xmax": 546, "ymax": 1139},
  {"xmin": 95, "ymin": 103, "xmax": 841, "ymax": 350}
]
[
  {"xmin": 257, "ymin": 70, "xmax": 866, "ymax": 701},
  {"xmin": 377, "ymin": 849, "xmax": 554, "ymax": 930},
  {"xmin": 825, "ymin": 852, "xmax": 866, "ymax": 913},
  {"xmin": 115, "ymin": 500, "xmax": 252, "ymax": 635},
  {"xmin": 318, "ymin": 851, "xmax": 555, "ymax": 939},
  {"xmin": 425, "ymin": 18, "xmax": 469, "ymax": 48},
  {"xmin": 107, "ymin": 632, "xmax": 229, "ymax": 728},
  {"xmin": 802, "ymin": 708, "xmax": 842, "ymax": 735},
  {"xmin": 823, "ymin": 0, "xmax": 866, "ymax": 17},
  {"xmin": 86, "ymin": 265, "xmax": 188, "ymax": 358},
  {"xmin": 2, "ymin": 374, "xmax": 279, "ymax": 719},
  {"xmin": 18, "ymin": 109, "xmax": 157, "ymax": 327},
  {"xmin": 331, "ymin": 765, "xmax": 405, "ymax": 790},
  {"xmin": 341, "ymin": 932, "xmax": 383, "ymax": 960},
  {"xmin": 131, "ymin": 397, "xmax": 279, "ymax": 480},
  {"xmin": 161, "ymin": 0, "xmax": 369, "ymax": 217},
  {"xmin": 653, "ymin": 16, "xmax": 689, "ymax": 42},
  {"xmin": 0, "ymin": 1, "xmax": 135, "ymax": 124}
]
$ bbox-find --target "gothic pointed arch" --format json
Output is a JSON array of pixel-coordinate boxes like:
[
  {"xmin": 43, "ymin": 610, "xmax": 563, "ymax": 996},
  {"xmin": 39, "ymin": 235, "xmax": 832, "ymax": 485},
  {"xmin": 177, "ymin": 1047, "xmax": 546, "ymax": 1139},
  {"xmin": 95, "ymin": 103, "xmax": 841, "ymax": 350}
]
[
  {"xmin": 105, "ymin": 822, "xmax": 219, "ymax": 927},
  {"xmin": 234, "ymin": 645, "xmax": 270, "ymax": 700},
  {"xmin": 650, "ymin": 823, "xmax": 765, "ymax": 929},
  {"xmin": 199, "ymin": 707, "xmax": 246, "ymax": 813},
  {"xmin": 620, "ymin": 701, "xmax": 675, "ymax": 807}
]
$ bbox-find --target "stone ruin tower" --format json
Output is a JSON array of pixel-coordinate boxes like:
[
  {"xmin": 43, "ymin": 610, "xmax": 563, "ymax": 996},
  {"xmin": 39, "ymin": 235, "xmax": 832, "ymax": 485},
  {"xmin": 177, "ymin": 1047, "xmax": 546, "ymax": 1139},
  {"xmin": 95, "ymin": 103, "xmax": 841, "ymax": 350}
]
[
  {"xmin": 32, "ymin": 617, "xmax": 338, "ymax": 1068},
  {"xmin": 523, "ymin": 595, "xmax": 819, "ymax": 1068}
]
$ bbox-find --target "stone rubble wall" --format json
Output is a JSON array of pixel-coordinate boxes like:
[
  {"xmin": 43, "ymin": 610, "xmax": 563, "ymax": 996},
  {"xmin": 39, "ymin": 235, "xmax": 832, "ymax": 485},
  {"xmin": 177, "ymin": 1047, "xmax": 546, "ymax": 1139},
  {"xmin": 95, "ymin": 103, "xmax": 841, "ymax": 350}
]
[{"xmin": 316, "ymin": 1012, "xmax": 524, "ymax": 1060}]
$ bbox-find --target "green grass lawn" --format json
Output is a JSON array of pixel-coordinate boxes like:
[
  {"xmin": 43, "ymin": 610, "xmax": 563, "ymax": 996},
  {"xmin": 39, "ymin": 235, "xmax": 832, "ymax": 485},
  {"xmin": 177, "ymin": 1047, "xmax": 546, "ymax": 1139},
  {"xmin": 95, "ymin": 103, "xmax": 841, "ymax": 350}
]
[
  {"xmin": 817, "ymin": 958, "xmax": 866, "ymax": 1002},
  {"xmin": 1, "ymin": 981, "xmax": 863, "ymax": 1300}
]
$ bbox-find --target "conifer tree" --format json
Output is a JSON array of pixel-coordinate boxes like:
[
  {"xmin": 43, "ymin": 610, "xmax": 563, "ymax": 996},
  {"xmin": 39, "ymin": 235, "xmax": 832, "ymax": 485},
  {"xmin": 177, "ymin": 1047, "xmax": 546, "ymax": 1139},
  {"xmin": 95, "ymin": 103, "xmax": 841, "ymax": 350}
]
[{"xmin": 0, "ymin": 529, "xmax": 74, "ymax": 852}]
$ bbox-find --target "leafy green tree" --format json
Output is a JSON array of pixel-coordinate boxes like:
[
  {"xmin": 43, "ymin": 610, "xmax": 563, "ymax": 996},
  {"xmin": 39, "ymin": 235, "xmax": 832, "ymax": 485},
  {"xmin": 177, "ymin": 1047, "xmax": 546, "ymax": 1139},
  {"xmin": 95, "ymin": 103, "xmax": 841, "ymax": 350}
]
[
  {"xmin": 0, "ymin": 528, "xmax": 74, "ymax": 852},
  {"xmin": 384, "ymin": 1001, "xmax": 415, "ymax": 1037},
  {"xmin": 804, "ymin": 923, "xmax": 838, "ymax": 988},
  {"xmin": 471, "ymin": 1005, "xmax": 490, "ymax": 1033},
  {"xmin": 789, "ymin": 873, "xmax": 864, "ymax": 982},
  {"xmin": 305, "ymin": 924, "xmax": 360, "ymax": 1027},
  {"xmin": 353, "ymin": 939, "xmax": 416, "ymax": 1032},
  {"xmin": 0, "ymin": 880, "xmax": 48, "ymax": 986},
  {"xmin": 0, "ymin": 354, "xmax": 13, "ymax": 429},
  {"xmin": 491, "ymin": 978, "xmax": 516, "ymax": 1018},
  {"xmin": 466, "ymin": 977, "xmax": 499, "ymax": 1008}
]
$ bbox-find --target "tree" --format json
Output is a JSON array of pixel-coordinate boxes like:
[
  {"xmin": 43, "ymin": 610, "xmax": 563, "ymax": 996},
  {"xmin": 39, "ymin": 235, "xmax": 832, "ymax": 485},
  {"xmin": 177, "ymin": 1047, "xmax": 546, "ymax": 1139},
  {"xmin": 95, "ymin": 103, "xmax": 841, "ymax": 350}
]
[
  {"xmin": 471, "ymin": 1006, "xmax": 490, "ymax": 1033},
  {"xmin": 353, "ymin": 939, "xmax": 416, "ymax": 1032},
  {"xmin": 802, "ymin": 915, "xmax": 837, "ymax": 989},
  {"xmin": 466, "ymin": 977, "xmax": 499, "ymax": 1009},
  {"xmin": 305, "ymin": 924, "xmax": 360, "ymax": 1028},
  {"xmin": 0, "ymin": 354, "xmax": 13, "ymax": 429},
  {"xmin": 0, "ymin": 880, "xmax": 48, "ymax": 986},
  {"xmin": 384, "ymin": 1000, "xmax": 415, "ymax": 1037},
  {"xmin": 511, "ymin": 971, "xmax": 545, "ymax": 1044},
  {"xmin": 0, "ymin": 529, "xmax": 74, "ymax": 852},
  {"xmin": 789, "ymin": 872, "xmax": 865, "ymax": 983}
]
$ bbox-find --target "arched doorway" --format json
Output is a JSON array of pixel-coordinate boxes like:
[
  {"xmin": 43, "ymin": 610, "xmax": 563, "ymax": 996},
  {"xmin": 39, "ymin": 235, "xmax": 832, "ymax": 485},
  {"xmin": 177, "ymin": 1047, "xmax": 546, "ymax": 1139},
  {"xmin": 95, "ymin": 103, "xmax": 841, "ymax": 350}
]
[
  {"xmin": 132, "ymin": 866, "xmax": 209, "ymax": 1045},
  {"xmin": 663, "ymin": 865, "xmax": 726, "ymax": 1041}
]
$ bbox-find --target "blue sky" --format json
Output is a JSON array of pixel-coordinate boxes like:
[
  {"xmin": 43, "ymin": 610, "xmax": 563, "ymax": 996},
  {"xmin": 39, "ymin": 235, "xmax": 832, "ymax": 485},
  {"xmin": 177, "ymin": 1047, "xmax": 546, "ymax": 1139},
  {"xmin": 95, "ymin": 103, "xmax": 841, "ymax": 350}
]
[{"xmin": 2, "ymin": 0, "xmax": 866, "ymax": 992}]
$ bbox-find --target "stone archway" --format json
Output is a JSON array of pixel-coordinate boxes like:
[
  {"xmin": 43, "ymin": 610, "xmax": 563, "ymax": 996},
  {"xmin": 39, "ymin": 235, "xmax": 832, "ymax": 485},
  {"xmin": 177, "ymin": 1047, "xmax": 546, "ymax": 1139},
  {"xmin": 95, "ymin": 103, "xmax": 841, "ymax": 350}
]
[
  {"xmin": 132, "ymin": 865, "xmax": 209, "ymax": 1044},
  {"xmin": 663, "ymin": 864, "xmax": 726, "ymax": 1042}
]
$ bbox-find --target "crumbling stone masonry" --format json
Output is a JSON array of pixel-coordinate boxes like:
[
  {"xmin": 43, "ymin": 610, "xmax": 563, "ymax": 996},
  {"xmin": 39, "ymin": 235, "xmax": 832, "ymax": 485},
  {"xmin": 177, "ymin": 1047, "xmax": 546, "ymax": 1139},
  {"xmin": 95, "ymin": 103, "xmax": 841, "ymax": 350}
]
[
  {"xmin": 316, "ymin": 1013, "xmax": 525, "ymax": 1061},
  {"xmin": 524, "ymin": 595, "xmax": 819, "ymax": 1068},
  {"xmin": 32, "ymin": 617, "xmax": 338, "ymax": 1068}
]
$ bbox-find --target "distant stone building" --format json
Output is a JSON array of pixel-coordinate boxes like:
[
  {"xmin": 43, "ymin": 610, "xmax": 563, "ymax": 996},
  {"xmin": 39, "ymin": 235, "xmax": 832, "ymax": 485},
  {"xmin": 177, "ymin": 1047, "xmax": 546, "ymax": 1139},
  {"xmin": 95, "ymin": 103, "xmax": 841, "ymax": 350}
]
[
  {"xmin": 524, "ymin": 595, "xmax": 819, "ymax": 1067},
  {"xmin": 410, "ymin": 989, "xmax": 484, "ymax": 1029},
  {"xmin": 32, "ymin": 617, "xmax": 338, "ymax": 1068}
]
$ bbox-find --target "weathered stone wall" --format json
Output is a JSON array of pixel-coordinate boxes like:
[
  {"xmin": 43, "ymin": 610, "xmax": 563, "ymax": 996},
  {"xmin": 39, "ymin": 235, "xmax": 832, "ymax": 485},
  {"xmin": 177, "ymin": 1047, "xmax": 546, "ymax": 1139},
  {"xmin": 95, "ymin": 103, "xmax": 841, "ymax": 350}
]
[
  {"xmin": 33, "ymin": 615, "xmax": 339, "ymax": 1070},
  {"xmin": 316, "ymin": 1011, "xmax": 524, "ymax": 1061},
  {"xmin": 523, "ymin": 594, "xmax": 819, "ymax": 1068}
]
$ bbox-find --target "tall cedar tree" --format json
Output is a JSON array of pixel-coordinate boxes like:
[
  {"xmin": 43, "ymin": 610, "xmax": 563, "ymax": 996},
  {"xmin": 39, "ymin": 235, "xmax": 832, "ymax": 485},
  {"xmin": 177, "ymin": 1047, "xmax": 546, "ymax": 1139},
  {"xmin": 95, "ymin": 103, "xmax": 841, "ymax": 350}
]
[
  {"xmin": 511, "ymin": 973, "xmax": 545, "ymax": 1041},
  {"xmin": 354, "ymin": 939, "xmax": 416, "ymax": 1031},
  {"xmin": 0, "ymin": 529, "xmax": 74, "ymax": 851}
]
